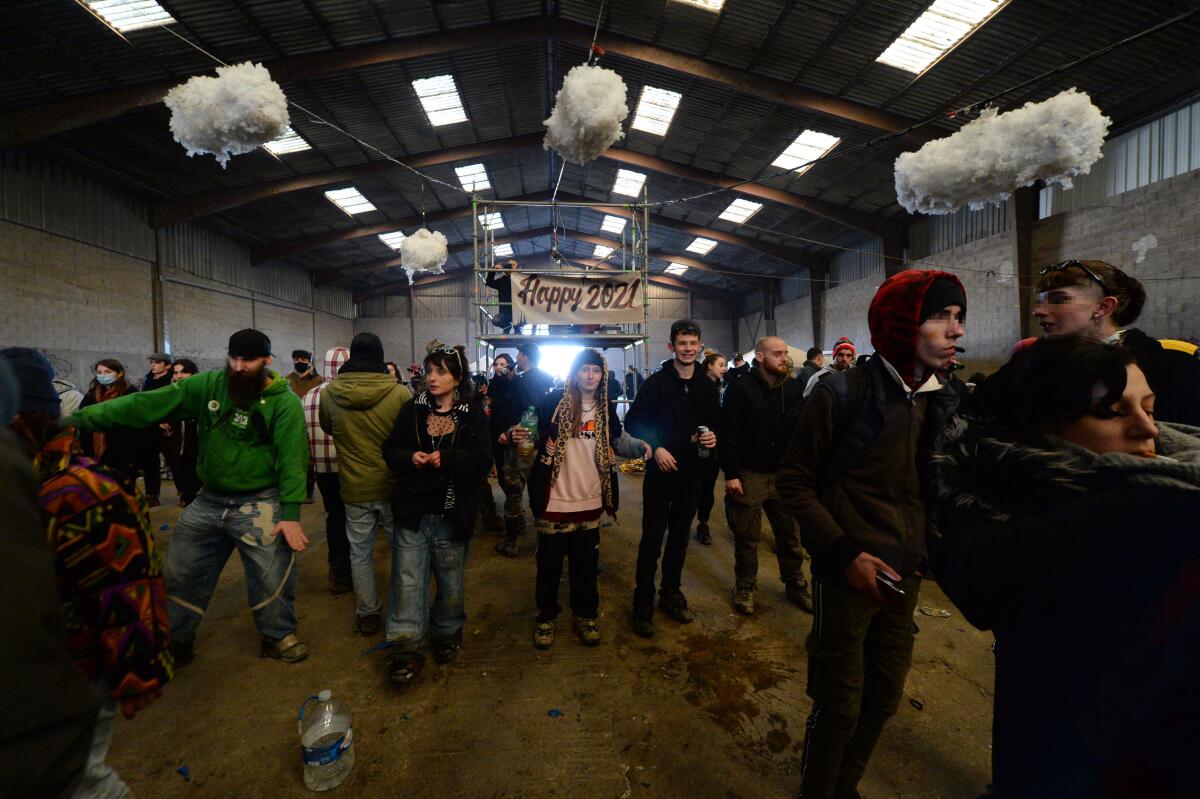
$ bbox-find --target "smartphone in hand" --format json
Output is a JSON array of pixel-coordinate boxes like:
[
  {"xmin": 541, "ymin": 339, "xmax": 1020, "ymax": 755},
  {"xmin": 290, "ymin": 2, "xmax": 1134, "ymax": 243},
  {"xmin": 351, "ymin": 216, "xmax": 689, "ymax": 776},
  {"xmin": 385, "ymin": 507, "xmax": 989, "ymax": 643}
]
[{"xmin": 875, "ymin": 573, "xmax": 907, "ymax": 614}]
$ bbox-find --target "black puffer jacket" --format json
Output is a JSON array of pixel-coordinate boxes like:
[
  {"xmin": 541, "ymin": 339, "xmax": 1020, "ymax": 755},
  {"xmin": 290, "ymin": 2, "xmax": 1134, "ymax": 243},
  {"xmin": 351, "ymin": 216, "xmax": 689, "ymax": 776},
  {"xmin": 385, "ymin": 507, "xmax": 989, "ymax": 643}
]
[
  {"xmin": 932, "ymin": 420, "xmax": 1200, "ymax": 798},
  {"xmin": 718, "ymin": 365, "xmax": 803, "ymax": 478}
]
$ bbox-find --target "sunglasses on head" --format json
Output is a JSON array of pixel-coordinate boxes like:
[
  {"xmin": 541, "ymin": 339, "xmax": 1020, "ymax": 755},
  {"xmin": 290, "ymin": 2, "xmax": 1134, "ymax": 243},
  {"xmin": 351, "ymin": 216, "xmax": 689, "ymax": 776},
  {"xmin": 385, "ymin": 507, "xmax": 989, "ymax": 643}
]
[{"xmin": 1040, "ymin": 260, "xmax": 1111, "ymax": 296}]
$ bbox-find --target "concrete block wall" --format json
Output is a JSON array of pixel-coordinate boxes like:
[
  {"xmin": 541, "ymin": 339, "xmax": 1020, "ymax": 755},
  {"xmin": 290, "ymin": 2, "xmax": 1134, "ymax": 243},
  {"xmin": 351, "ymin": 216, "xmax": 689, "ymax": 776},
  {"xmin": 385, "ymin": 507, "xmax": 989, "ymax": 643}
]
[
  {"xmin": 1032, "ymin": 169, "xmax": 1200, "ymax": 342},
  {"xmin": 163, "ymin": 279, "xmax": 254, "ymax": 372},
  {"xmin": 775, "ymin": 295, "xmax": 815, "ymax": 353},
  {"xmin": 0, "ymin": 219, "xmax": 155, "ymax": 386},
  {"xmin": 821, "ymin": 271, "xmax": 880, "ymax": 356}
]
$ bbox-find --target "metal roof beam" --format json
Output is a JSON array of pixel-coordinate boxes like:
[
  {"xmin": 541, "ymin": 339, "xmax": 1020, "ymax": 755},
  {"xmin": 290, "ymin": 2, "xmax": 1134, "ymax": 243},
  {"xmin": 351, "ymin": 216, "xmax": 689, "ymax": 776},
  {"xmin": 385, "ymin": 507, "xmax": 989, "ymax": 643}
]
[{"xmin": 0, "ymin": 19, "xmax": 551, "ymax": 148}]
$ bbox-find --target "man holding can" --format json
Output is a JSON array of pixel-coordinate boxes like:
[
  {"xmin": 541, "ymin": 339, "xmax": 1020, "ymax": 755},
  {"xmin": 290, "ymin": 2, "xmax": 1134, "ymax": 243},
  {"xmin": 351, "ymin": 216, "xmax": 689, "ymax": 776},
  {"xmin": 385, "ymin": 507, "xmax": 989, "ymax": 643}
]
[{"xmin": 624, "ymin": 319, "xmax": 720, "ymax": 638}]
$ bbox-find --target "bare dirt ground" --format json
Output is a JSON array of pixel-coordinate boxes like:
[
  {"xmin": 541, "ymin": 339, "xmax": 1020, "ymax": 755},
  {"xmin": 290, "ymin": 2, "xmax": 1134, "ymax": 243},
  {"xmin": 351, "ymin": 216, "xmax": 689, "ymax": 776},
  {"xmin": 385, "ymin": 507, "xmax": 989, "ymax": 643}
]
[{"xmin": 111, "ymin": 471, "xmax": 994, "ymax": 798}]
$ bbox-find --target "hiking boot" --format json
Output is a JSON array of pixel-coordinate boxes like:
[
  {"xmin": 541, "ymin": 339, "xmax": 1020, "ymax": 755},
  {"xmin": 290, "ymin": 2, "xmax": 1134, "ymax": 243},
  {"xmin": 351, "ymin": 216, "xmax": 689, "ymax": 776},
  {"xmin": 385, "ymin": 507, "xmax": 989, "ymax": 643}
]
[
  {"xmin": 495, "ymin": 537, "xmax": 520, "ymax": 557},
  {"xmin": 695, "ymin": 523, "xmax": 712, "ymax": 545},
  {"xmin": 495, "ymin": 517, "xmax": 525, "ymax": 557},
  {"xmin": 433, "ymin": 641, "xmax": 460, "ymax": 664},
  {"xmin": 732, "ymin": 587, "xmax": 755, "ymax": 615},
  {"xmin": 574, "ymin": 617, "xmax": 601, "ymax": 646},
  {"xmin": 481, "ymin": 515, "xmax": 505, "ymax": 533},
  {"xmin": 387, "ymin": 652, "xmax": 425, "ymax": 687},
  {"xmin": 658, "ymin": 591, "xmax": 695, "ymax": 624},
  {"xmin": 631, "ymin": 607, "xmax": 655, "ymax": 638},
  {"xmin": 785, "ymin": 581, "xmax": 814, "ymax": 614},
  {"xmin": 534, "ymin": 621, "xmax": 555, "ymax": 649},
  {"xmin": 356, "ymin": 613, "xmax": 381, "ymax": 636},
  {"xmin": 328, "ymin": 569, "xmax": 353, "ymax": 595},
  {"xmin": 170, "ymin": 639, "xmax": 195, "ymax": 669},
  {"xmin": 259, "ymin": 633, "xmax": 308, "ymax": 663}
]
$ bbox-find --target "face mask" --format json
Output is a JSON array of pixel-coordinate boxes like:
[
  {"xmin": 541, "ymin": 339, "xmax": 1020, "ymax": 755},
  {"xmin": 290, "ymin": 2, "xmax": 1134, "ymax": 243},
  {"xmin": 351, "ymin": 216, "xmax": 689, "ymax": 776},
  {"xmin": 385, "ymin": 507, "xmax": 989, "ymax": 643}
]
[
  {"xmin": 96, "ymin": 374, "xmax": 117, "ymax": 386},
  {"xmin": 294, "ymin": 362, "xmax": 308, "ymax": 374}
]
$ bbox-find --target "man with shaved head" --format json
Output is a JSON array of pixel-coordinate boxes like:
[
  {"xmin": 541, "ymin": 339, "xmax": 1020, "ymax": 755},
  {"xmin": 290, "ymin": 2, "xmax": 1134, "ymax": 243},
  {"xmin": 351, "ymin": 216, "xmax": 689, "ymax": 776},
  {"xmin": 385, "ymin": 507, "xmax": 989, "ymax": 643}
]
[{"xmin": 718, "ymin": 336, "xmax": 810, "ymax": 615}]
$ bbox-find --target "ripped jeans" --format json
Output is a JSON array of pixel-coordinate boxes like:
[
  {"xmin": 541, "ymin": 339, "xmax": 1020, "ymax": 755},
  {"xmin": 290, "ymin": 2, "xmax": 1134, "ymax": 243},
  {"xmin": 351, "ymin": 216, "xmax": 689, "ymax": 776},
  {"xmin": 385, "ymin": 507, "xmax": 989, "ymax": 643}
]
[
  {"xmin": 165, "ymin": 488, "xmax": 299, "ymax": 644},
  {"xmin": 386, "ymin": 514, "xmax": 467, "ymax": 652}
]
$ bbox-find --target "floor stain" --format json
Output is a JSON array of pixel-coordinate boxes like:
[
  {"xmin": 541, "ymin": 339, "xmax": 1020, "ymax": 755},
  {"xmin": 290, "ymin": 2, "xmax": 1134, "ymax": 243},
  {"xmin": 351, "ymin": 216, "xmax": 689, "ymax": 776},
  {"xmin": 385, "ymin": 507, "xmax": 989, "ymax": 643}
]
[{"xmin": 676, "ymin": 630, "xmax": 792, "ymax": 739}]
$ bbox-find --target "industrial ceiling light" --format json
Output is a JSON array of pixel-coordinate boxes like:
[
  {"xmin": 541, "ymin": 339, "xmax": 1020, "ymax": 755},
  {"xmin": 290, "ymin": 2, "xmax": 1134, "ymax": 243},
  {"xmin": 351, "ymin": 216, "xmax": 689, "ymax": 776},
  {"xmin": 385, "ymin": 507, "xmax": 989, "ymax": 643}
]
[
  {"xmin": 772, "ymin": 130, "xmax": 842, "ymax": 174},
  {"xmin": 412, "ymin": 74, "xmax": 469, "ymax": 126},
  {"xmin": 455, "ymin": 163, "xmax": 491, "ymax": 192},
  {"xmin": 718, "ymin": 198, "xmax": 763, "ymax": 224},
  {"xmin": 670, "ymin": 0, "xmax": 726, "ymax": 10},
  {"xmin": 876, "ymin": 0, "xmax": 1008, "ymax": 74},
  {"xmin": 630, "ymin": 86, "xmax": 682, "ymax": 136},
  {"xmin": 263, "ymin": 127, "xmax": 310, "ymax": 156},
  {"xmin": 82, "ymin": 0, "xmax": 174, "ymax": 32},
  {"xmin": 325, "ymin": 187, "xmax": 377, "ymax": 215}
]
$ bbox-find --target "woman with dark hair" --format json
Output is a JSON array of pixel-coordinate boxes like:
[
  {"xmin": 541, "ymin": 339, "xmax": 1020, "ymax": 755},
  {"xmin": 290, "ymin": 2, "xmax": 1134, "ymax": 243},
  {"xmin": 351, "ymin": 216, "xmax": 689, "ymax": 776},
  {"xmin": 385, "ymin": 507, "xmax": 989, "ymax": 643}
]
[
  {"xmin": 933, "ymin": 335, "xmax": 1200, "ymax": 798},
  {"xmin": 385, "ymin": 361, "xmax": 404, "ymax": 384},
  {"xmin": 381, "ymin": 344, "xmax": 491, "ymax": 686},
  {"xmin": 1033, "ymin": 259, "xmax": 1200, "ymax": 425},
  {"xmin": 694, "ymin": 349, "xmax": 726, "ymax": 545},
  {"xmin": 166, "ymin": 359, "xmax": 202, "ymax": 506},
  {"xmin": 79, "ymin": 359, "xmax": 148, "ymax": 484},
  {"xmin": 517, "ymin": 349, "xmax": 650, "ymax": 648}
]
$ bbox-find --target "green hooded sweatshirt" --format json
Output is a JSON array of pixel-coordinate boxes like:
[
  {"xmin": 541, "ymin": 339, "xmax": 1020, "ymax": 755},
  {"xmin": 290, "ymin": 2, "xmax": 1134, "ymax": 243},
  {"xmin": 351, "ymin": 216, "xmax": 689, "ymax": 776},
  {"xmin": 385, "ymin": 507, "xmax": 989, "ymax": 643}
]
[
  {"xmin": 68, "ymin": 370, "xmax": 309, "ymax": 521},
  {"xmin": 319, "ymin": 372, "xmax": 411, "ymax": 503}
]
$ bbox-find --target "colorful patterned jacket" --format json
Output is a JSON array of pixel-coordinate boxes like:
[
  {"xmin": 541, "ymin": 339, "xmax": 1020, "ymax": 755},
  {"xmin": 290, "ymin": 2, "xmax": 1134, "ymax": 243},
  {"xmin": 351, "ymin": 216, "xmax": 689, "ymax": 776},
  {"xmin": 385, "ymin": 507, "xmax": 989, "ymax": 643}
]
[{"xmin": 35, "ymin": 427, "xmax": 172, "ymax": 699}]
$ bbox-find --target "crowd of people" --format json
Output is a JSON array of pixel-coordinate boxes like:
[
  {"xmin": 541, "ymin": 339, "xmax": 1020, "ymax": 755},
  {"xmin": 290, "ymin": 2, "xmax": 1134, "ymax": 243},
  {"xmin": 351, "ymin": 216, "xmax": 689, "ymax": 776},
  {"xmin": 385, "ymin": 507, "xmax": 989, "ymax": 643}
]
[{"xmin": 2, "ymin": 258, "xmax": 1198, "ymax": 798}]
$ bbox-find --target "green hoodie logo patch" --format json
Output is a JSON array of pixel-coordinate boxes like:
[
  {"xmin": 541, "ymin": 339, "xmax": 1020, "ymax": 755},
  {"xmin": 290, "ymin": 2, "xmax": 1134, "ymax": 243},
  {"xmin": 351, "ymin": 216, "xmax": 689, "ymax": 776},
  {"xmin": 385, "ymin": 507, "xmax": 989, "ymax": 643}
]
[{"xmin": 232, "ymin": 409, "xmax": 250, "ymax": 429}]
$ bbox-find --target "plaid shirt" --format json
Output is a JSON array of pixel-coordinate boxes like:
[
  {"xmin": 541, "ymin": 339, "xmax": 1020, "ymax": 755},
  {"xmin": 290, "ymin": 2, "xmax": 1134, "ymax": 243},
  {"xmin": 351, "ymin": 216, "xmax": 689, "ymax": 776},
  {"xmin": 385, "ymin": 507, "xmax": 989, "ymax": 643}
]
[{"xmin": 304, "ymin": 347, "xmax": 350, "ymax": 473}]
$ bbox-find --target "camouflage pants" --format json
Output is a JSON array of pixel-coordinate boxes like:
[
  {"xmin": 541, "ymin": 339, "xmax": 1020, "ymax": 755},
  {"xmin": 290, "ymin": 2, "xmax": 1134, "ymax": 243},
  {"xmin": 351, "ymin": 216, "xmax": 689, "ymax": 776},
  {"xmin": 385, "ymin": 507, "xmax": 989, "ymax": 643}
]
[{"xmin": 500, "ymin": 446, "xmax": 529, "ymax": 523}]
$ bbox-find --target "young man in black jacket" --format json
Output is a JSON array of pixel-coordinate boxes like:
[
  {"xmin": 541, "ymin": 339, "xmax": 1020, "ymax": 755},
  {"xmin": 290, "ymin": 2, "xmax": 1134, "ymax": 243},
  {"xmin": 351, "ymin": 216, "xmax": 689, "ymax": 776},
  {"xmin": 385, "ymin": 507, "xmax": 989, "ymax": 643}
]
[
  {"xmin": 494, "ymin": 343, "xmax": 556, "ymax": 557},
  {"xmin": 719, "ymin": 336, "xmax": 810, "ymax": 616},
  {"xmin": 778, "ymin": 270, "xmax": 965, "ymax": 799},
  {"xmin": 625, "ymin": 320, "xmax": 719, "ymax": 638}
]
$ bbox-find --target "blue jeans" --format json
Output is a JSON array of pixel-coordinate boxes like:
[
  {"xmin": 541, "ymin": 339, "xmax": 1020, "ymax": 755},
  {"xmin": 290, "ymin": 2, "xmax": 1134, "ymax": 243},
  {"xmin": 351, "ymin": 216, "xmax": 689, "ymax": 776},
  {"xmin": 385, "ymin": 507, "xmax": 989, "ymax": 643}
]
[
  {"xmin": 165, "ymin": 488, "xmax": 298, "ymax": 644},
  {"xmin": 386, "ymin": 514, "xmax": 467, "ymax": 650},
  {"xmin": 345, "ymin": 500, "xmax": 393, "ymax": 617},
  {"xmin": 71, "ymin": 684, "xmax": 129, "ymax": 799}
]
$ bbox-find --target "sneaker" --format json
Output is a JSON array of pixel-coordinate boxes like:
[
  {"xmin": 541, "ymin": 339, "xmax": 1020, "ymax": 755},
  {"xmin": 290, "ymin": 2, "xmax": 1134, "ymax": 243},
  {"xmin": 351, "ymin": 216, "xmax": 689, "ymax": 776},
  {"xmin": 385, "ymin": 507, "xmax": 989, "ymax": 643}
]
[
  {"xmin": 658, "ymin": 591, "xmax": 695, "ymax": 624},
  {"xmin": 356, "ymin": 613, "xmax": 381, "ymax": 636},
  {"xmin": 575, "ymin": 617, "xmax": 601, "ymax": 646},
  {"xmin": 695, "ymin": 523, "xmax": 712, "ymax": 545},
  {"xmin": 387, "ymin": 652, "xmax": 425, "ymax": 687},
  {"xmin": 631, "ymin": 608, "xmax": 655, "ymax": 639},
  {"xmin": 433, "ymin": 641, "xmax": 460, "ymax": 664},
  {"xmin": 785, "ymin": 581, "xmax": 814, "ymax": 614},
  {"xmin": 170, "ymin": 639, "xmax": 195, "ymax": 669},
  {"xmin": 534, "ymin": 621, "xmax": 555, "ymax": 649},
  {"xmin": 732, "ymin": 588, "xmax": 755, "ymax": 615},
  {"xmin": 259, "ymin": 633, "xmax": 308, "ymax": 663},
  {"xmin": 495, "ymin": 537, "xmax": 519, "ymax": 558}
]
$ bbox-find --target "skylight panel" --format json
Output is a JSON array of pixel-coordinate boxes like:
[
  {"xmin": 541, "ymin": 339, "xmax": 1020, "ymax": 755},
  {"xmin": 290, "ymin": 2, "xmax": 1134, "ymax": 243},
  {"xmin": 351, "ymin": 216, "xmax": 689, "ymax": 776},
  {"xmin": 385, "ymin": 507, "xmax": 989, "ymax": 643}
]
[
  {"xmin": 600, "ymin": 215, "xmax": 627, "ymax": 235},
  {"xmin": 772, "ymin": 130, "xmax": 842, "ymax": 173},
  {"xmin": 718, "ymin": 198, "xmax": 763, "ymax": 224},
  {"xmin": 478, "ymin": 213, "xmax": 504, "ymax": 230},
  {"xmin": 325, "ymin": 187, "xmax": 376, "ymax": 215},
  {"xmin": 685, "ymin": 237, "xmax": 717, "ymax": 256},
  {"xmin": 412, "ymin": 75, "xmax": 469, "ymax": 126},
  {"xmin": 263, "ymin": 127, "xmax": 310, "ymax": 156},
  {"xmin": 612, "ymin": 169, "xmax": 647, "ymax": 197},
  {"xmin": 455, "ymin": 163, "xmax": 491, "ymax": 192},
  {"xmin": 84, "ymin": 0, "xmax": 175, "ymax": 32},
  {"xmin": 593, "ymin": 244, "xmax": 615, "ymax": 259},
  {"xmin": 630, "ymin": 86, "xmax": 682, "ymax": 136},
  {"xmin": 378, "ymin": 232, "xmax": 406, "ymax": 250},
  {"xmin": 671, "ymin": 0, "xmax": 726, "ymax": 10},
  {"xmin": 876, "ymin": 0, "xmax": 1007, "ymax": 74},
  {"xmin": 665, "ymin": 263, "xmax": 689, "ymax": 276},
  {"xmin": 493, "ymin": 243, "xmax": 514, "ymax": 257}
]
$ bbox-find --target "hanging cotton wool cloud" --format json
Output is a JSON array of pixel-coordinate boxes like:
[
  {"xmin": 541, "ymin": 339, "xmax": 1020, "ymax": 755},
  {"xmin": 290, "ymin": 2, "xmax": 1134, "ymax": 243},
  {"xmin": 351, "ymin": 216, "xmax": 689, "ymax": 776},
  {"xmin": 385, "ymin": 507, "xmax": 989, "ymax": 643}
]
[
  {"xmin": 164, "ymin": 62, "xmax": 289, "ymax": 168},
  {"xmin": 894, "ymin": 89, "xmax": 1111, "ymax": 215},
  {"xmin": 542, "ymin": 64, "xmax": 628, "ymax": 165},
  {"xmin": 400, "ymin": 228, "xmax": 449, "ymax": 282}
]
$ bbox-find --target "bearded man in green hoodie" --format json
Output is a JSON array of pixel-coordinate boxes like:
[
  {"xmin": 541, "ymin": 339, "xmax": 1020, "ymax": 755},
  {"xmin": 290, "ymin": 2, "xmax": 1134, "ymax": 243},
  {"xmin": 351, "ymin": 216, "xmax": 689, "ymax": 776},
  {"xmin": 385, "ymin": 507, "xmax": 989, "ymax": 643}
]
[
  {"xmin": 319, "ymin": 332, "xmax": 411, "ymax": 636},
  {"xmin": 69, "ymin": 329, "xmax": 311, "ymax": 665}
]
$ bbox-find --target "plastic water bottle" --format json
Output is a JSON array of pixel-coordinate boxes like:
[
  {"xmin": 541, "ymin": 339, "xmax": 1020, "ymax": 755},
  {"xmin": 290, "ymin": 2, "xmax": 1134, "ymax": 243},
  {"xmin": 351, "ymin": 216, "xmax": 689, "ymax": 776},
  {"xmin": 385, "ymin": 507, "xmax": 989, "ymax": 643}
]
[
  {"xmin": 298, "ymin": 690, "xmax": 355, "ymax": 792},
  {"xmin": 517, "ymin": 405, "xmax": 538, "ymax": 463}
]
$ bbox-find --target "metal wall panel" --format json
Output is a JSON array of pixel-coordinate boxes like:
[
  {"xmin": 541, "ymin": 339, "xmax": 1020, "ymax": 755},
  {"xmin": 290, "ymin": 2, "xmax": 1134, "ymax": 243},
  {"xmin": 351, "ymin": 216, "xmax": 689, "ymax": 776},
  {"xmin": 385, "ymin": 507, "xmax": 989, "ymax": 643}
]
[
  {"xmin": 908, "ymin": 204, "xmax": 1010, "ymax": 261},
  {"xmin": 313, "ymin": 285, "xmax": 355, "ymax": 319},
  {"xmin": 1039, "ymin": 98, "xmax": 1200, "ymax": 218},
  {"xmin": 0, "ymin": 148, "xmax": 154, "ymax": 260},
  {"xmin": 830, "ymin": 238, "xmax": 885, "ymax": 287},
  {"xmin": 413, "ymin": 278, "xmax": 470, "ymax": 318}
]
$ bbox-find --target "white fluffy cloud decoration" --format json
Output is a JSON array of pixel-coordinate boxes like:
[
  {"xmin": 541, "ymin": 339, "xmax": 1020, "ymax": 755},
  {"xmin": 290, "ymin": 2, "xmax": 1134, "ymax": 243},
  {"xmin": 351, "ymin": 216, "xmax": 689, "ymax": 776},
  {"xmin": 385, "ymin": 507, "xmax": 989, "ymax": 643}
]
[
  {"xmin": 543, "ymin": 64, "xmax": 629, "ymax": 165},
  {"xmin": 164, "ymin": 62, "xmax": 290, "ymax": 168},
  {"xmin": 400, "ymin": 228, "xmax": 449, "ymax": 282},
  {"xmin": 894, "ymin": 88, "xmax": 1111, "ymax": 215}
]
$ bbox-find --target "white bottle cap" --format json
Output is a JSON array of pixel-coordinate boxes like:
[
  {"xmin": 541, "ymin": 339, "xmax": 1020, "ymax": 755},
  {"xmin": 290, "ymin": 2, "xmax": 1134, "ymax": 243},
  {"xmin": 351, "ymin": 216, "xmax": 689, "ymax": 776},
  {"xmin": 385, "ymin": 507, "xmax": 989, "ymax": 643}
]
[{"xmin": 318, "ymin": 689, "xmax": 331, "ymax": 702}]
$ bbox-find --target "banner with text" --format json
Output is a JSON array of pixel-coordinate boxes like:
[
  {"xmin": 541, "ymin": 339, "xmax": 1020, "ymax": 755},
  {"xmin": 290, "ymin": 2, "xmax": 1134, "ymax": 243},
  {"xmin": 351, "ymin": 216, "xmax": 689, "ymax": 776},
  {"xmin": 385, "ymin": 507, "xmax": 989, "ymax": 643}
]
[{"xmin": 512, "ymin": 271, "xmax": 643, "ymax": 325}]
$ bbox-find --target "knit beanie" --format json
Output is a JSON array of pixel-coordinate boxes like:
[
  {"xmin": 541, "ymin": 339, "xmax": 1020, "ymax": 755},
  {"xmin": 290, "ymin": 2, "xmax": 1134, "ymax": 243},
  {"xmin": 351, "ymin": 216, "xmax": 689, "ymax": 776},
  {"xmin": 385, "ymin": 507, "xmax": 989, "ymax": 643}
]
[
  {"xmin": 0, "ymin": 347, "xmax": 61, "ymax": 417},
  {"xmin": 349, "ymin": 332, "xmax": 385, "ymax": 364},
  {"xmin": 572, "ymin": 348, "xmax": 605, "ymax": 371},
  {"xmin": 228, "ymin": 329, "xmax": 272, "ymax": 358},
  {"xmin": 868, "ymin": 270, "xmax": 966, "ymax": 387},
  {"xmin": 920, "ymin": 276, "xmax": 968, "ymax": 324}
]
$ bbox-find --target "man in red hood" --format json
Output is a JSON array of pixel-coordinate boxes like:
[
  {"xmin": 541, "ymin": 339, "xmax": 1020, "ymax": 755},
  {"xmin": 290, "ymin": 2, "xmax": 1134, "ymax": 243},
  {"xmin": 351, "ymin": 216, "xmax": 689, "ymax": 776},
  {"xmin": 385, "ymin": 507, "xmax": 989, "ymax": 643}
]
[{"xmin": 778, "ymin": 269, "xmax": 965, "ymax": 799}]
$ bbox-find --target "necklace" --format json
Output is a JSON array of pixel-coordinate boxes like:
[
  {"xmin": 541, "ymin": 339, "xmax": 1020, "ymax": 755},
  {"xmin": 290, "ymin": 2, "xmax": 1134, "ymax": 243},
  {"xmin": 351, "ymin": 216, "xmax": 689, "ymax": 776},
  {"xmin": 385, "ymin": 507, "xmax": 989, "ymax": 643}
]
[{"xmin": 580, "ymin": 399, "xmax": 597, "ymax": 413}]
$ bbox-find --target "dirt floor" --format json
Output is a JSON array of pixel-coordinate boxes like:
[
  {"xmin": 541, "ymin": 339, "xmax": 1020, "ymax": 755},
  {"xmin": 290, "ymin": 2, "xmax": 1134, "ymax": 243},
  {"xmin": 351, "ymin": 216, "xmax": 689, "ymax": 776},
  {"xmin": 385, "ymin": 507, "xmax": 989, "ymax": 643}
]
[{"xmin": 111, "ymin": 471, "xmax": 995, "ymax": 798}]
